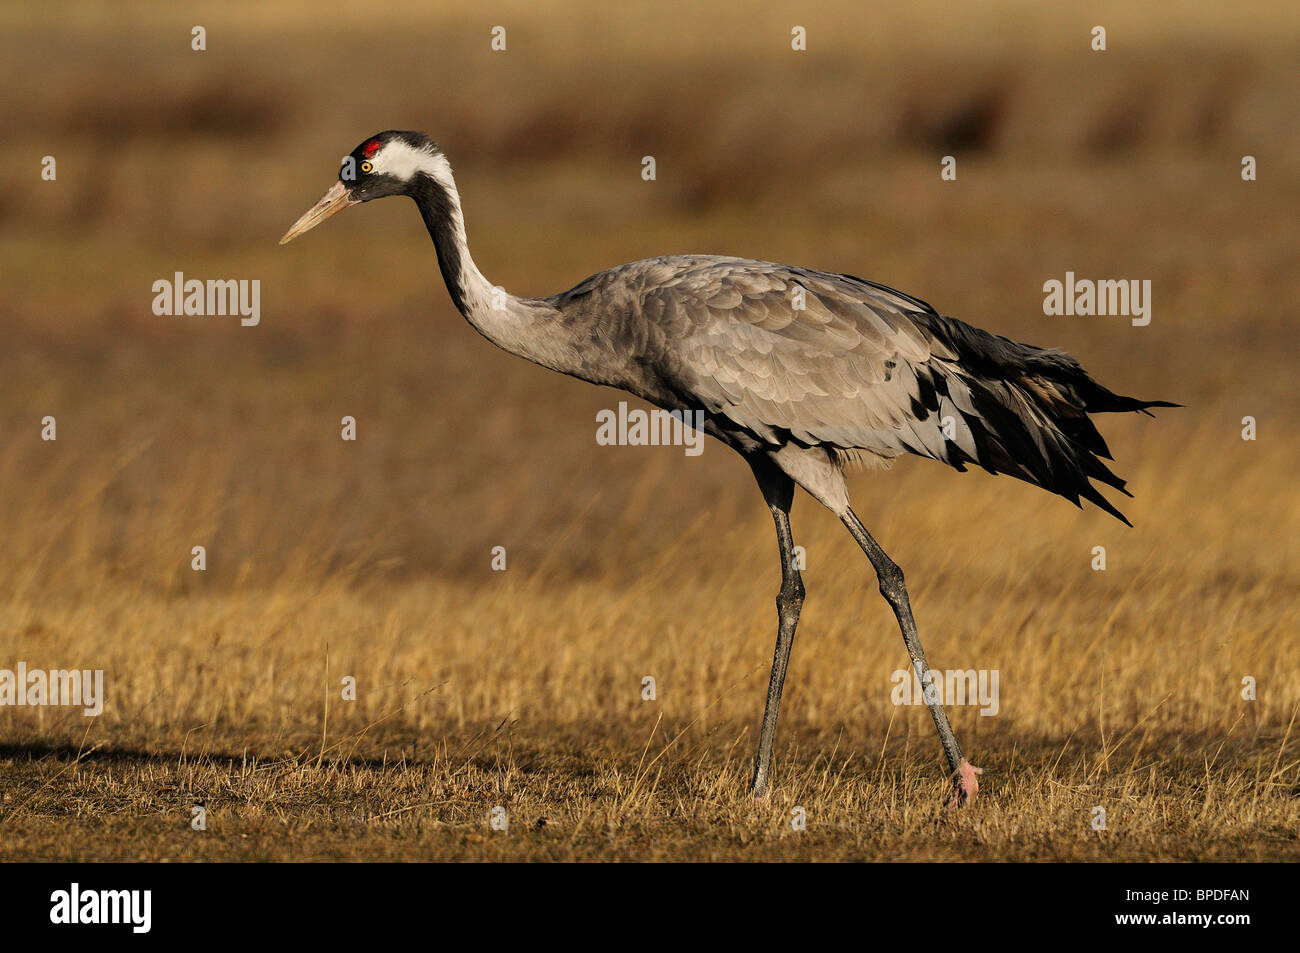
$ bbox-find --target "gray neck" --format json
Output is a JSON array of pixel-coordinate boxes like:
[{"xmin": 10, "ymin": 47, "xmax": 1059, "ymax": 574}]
[{"xmin": 407, "ymin": 169, "xmax": 578, "ymax": 376}]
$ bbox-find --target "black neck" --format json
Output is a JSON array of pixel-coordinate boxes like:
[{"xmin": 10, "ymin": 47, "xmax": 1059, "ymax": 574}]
[{"xmin": 408, "ymin": 173, "xmax": 469, "ymax": 317}]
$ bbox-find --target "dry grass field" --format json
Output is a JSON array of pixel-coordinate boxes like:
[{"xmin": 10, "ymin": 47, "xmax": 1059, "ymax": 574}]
[{"xmin": 0, "ymin": 1, "xmax": 1297, "ymax": 861}]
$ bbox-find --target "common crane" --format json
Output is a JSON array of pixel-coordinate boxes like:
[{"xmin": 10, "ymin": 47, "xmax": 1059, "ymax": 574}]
[{"xmin": 281, "ymin": 131, "xmax": 1175, "ymax": 805}]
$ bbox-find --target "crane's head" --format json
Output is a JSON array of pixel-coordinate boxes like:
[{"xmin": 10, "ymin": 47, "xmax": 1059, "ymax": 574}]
[{"xmin": 279, "ymin": 131, "xmax": 446, "ymax": 244}]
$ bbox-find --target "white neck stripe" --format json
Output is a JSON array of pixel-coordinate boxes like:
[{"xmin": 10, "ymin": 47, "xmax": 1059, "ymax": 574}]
[{"xmin": 372, "ymin": 140, "xmax": 457, "ymax": 195}]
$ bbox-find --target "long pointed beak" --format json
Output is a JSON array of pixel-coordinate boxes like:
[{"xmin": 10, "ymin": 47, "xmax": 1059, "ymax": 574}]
[{"xmin": 279, "ymin": 181, "xmax": 358, "ymax": 245}]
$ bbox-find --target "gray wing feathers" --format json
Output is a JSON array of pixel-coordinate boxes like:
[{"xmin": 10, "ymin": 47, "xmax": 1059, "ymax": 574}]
[
  {"xmin": 551, "ymin": 254, "xmax": 1171, "ymax": 522},
  {"xmin": 630, "ymin": 257, "xmax": 978, "ymax": 467}
]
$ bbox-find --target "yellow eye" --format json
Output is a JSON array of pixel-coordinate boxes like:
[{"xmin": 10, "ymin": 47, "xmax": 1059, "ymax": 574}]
[{"xmin": 360, "ymin": 161, "xmax": 373, "ymax": 173}]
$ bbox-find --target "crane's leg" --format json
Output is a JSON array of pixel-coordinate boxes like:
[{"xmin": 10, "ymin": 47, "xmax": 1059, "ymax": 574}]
[
  {"xmin": 749, "ymin": 460, "xmax": 804, "ymax": 801},
  {"xmin": 842, "ymin": 507, "xmax": 982, "ymax": 807}
]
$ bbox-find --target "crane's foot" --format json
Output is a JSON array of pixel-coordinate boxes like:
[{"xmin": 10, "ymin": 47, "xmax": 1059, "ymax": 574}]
[{"xmin": 947, "ymin": 759, "xmax": 983, "ymax": 808}]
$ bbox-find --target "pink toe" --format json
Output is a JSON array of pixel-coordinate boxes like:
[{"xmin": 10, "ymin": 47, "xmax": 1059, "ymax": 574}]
[{"xmin": 948, "ymin": 759, "xmax": 982, "ymax": 808}]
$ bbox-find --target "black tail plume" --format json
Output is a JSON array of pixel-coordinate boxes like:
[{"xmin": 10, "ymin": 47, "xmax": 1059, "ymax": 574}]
[{"xmin": 915, "ymin": 312, "xmax": 1178, "ymax": 525}]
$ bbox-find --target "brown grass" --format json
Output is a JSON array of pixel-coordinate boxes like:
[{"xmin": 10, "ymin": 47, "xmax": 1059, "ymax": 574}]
[{"xmin": 0, "ymin": 0, "xmax": 1297, "ymax": 861}]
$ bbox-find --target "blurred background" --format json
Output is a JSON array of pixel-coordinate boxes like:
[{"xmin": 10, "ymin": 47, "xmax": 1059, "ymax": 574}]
[
  {"xmin": 3, "ymin": 0, "xmax": 1295, "ymax": 586},
  {"xmin": 0, "ymin": 1, "xmax": 1297, "ymax": 858}
]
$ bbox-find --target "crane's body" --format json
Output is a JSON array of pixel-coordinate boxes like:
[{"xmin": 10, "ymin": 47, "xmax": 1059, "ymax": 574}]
[{"xmin": 283, "ymin": 131, "xmax": 1174, "ymax": 805}]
